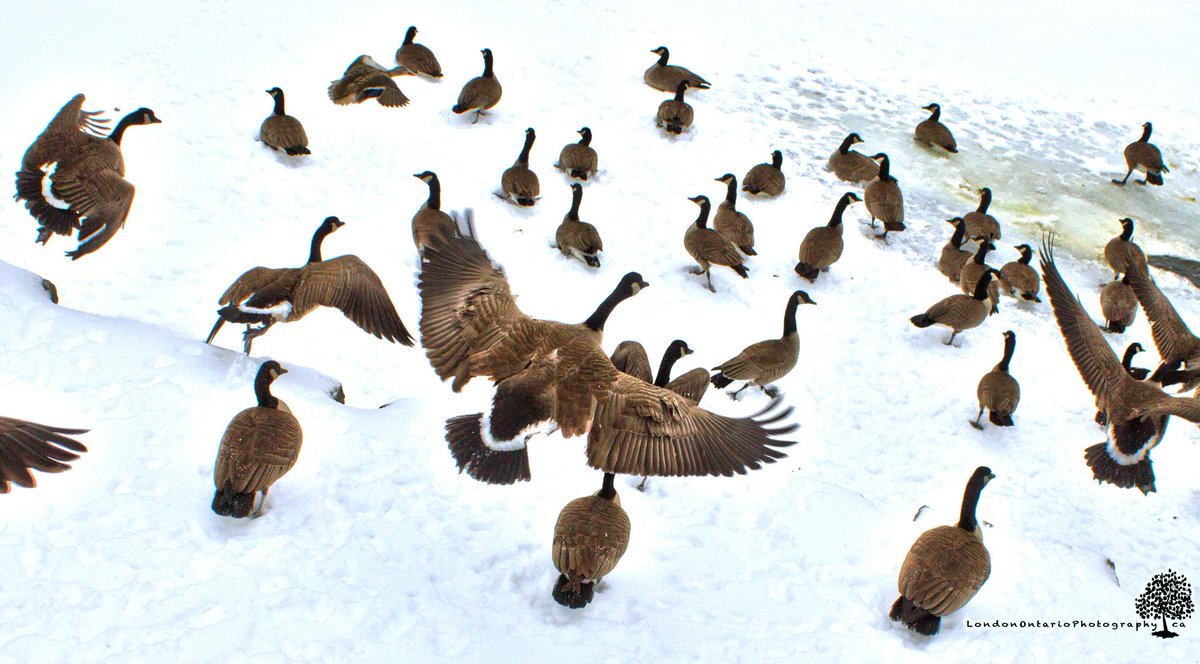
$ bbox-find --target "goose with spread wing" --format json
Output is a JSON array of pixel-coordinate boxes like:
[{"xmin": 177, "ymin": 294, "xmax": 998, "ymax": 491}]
[
  {"xmin": 419, "ymin": 225, "xmax": 797, "ymax": 485},
  {"xmin": 0, "ymin": 416, "xmax": 88, "ymax": 493}
]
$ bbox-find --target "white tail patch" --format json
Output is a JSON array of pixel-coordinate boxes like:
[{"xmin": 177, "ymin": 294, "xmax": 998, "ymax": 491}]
[
  {"xmin": 40, "ymin": 163, "xmax": 72, "ymax": 210},
  {"xmin": 238, "ymin": 301, "xmax": 293, "ymax": 320},
  {"xmin": 1105, "ymin": 429, "xmax": 1163, "ymax": 465},
  {"xmin": 478, "ymin": 412, "xmax": 555, "ymax": 452}
]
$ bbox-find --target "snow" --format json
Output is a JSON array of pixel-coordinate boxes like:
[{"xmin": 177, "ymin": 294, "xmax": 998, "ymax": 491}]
[{"xmin": 2, "ymin": 0, "xmax": 1199, "ymax": 661}]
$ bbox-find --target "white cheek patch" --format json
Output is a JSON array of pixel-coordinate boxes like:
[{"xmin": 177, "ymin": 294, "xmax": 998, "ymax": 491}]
[
  {"xmin": 238, "ymin": 301, "xmax": 293, "ymax": 320},
  {"xmin": 41, "ymin": 162, "xmax": 73, "ymax": 210}
]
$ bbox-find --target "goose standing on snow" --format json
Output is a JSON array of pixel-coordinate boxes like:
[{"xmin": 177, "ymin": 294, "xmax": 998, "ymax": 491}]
[
  {"xmin": 412, "ymin": 171, "xmax": 455, "ymax": 251},
  {"xmin": 328, "ymin": 55, "xmax": 410, "ymax": 107},
  {"xmin": 971, "ymin": 331, "xmax": 1020, "ymax": 429},
  {"xmin": 16, "ymin": 94, "xmax": 161, "ymax": 259},
  {"xmin": 260, "ymin": 88, "xmax": 310, "ymax": 156},
  {"xmin": 211, "ymin": 361, "xmax": 302, "ymax": 519},
  {"xmin": 683, "ymin": 195, "xmax": 749, "ymax": 292},
  {"xmin": 827, "ymin": 133, "xmax": 880, "ymax": 183},
  {"xmin": 911, "ymin": 271, "xmax": 998, "ymax": 346},
  {"xmin": 890, "ymin": 466, "xmax": 994, "ymax": 635},
  {"xmin": 998, "ymin": 244, "xmax": 1041, "ymax": 303},
  {"xmin": 452, "ymin": 48, "xmax": 501, "ymax": 123},
  {"xmin": 863, "ymin": 153, "xmax": 904, "ymax": 240},
  {"xmin": 500, "ymin": 128, "xmax": 540, "ymax": 206},
  {"xmin": 742, "ymin": 150, "xmax": 785, "ymax": 196},
  {"xmin": 713, "ymin": 174, "xmax": 755, "ymax": 256},
  {"xmin": 1041, "ymin": 237, "xmax": 1200, "ymax": 494},
  {"xmin": 643, "ymin": 46, "xmax": 710, "ymax": 91},
  {"xmin": 1100, "ymin": 274, "xmax": 1138, "ymax": 333},
  {"xmin": 419, "ymin": 227, "xmax": 797, "ymax": 485},
  {"xmin": 1104, "ymin": 217, "xmax": 1145, "ymax": 279},
  {"xmin": 0, "ymin": 416, "xmax": 88, "ymax": 493},
  {"xmin": 795, "ymin": 192, "xmax": 859, "ymax": 282},
  {"xmin": 711, "ymin": 290, "xmax": 817, "ymax": 399},
  {"xmin": 551, "ymin": 472, "xmax": 631, "ymax": 608},
  {"xmin": 1113, "ymin": 122, "xmax": 1168, "ymax": 186},
  {"xmin": 914, "ymin": 103, "xmax": 958, "ymax": 153},
  {"xmin": 657, "ymin": 81, "xmax": 694, "ymax": 135},
  {"xmin": 555, "ymin": 184, "xmax": 603, "ymax": 267},
  {"xmin": 205, "ymin": 216, "xmax": 413, "ymax": 354},
  {"xmin": 556, "ymin": 127, "xmax": 598, "ymax": 181},
  {"xmin": 394, "ymin": 26, "xmax": 442, "ymax": 78},
  {"xmin": 939, "ymin": 218, "xmax": 973, "ymax": 283},
  {"xmin": 962, "ymin": 188, "xmax": 1000, "ymax": 242}
]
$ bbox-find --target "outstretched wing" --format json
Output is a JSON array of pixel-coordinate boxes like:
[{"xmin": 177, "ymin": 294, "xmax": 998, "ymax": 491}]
[
  {"xmin": 1125, "ymin": 251, "xmax": 1200, "ymax": 365},
  {"xmin": 56, "ymin": 168, "xmax": 136, "ymax": 260},
  {"xmin": 664, "ymin": 367, "xmax": 711, "ymax": 404},
  {"xmin": 586, "ymin": 373, "xmax": 796, "ymax": 477},
  {"xmin": 21, "ymin": 94, "xmax": 109, "ymax": 170},
  {"xmin": 291, "ymin": 255, "xmax": 413, "ymax": 345},
  {"xmin": 0, "ymin": 416, "xmax": 89, "ymax": 493}
]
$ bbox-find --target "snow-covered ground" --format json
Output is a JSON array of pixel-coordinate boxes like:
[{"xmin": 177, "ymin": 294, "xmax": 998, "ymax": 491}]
[{"xmin": 2, "ymin": 0, "xmax": 1198, "ymax": 660}]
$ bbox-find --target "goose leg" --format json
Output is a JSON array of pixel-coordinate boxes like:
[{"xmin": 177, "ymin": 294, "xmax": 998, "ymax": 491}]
[
  {"xmin": 728, "ymin": 383, "xmax": 752, "ymax": 400},
  {"xmin": 1111, "ymin": 169, "xmax": 1132, "ymax": 185},
  {"xmin": 242, "ymin": 321, "xmax": 275, "ymax": 355},
  {"xmin": 944, "ymin": 330, "xmax": 958, "ymax": 346},
  {"xmin": 705, "ymin": 271, "xmax": 716, "ymax": 293},
  {"xmin": 250, "ymin": 489, "xmax": 268, "ymax": 519},
  {"xmin": 762, "ymin": 385, "xmax": 780, "ymax": 398},
  {"xmin": 636, "ymin": 476, "xmax": 648, "ymax": 492},
  {"xmin": 970, "ymin": 406, "xmax": 986, "ymax": 430}
]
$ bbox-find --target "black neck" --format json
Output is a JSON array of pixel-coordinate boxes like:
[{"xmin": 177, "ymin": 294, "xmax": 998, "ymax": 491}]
[
  {"xmin": 425, "ymin": 176, "xmax": 441, "ymax": 210},
  {"xmin": 584, "ymin": 281, "xmax": 635, "ymax": 332},
  {"xmin": 403, "ymin": 28, "xmax": 416, "ymax": 45},
  {"xmin": 108, "ymin": 112, "xmax": 142, "ymax": 145},
  {"xmin": 957, "ymin": 473, "xmax": 988, "ymax": 532},
  {"xmin": 1123, "ymin": 345, "xmax": 1141, "ymax": 370},
  {"xmin": 782, "ymin": 296, "xmax": 800, "ymax": 337},
  {"xmin": 973, "ymin": 244, "xmax": 992, "ymax": 265},
  {"xmin": 1140, "ymin": 124, "xmax": 1152, "ymax": 142},
  {"xmin": 654, "ymin": 349, "xmax": 682, "ymax": 387},
  {"xmin": 567, "ymin": 187, "xmax": 582, "ymax": 220},
  {"xmin": 693, "ymin": 200, "xmax": 711, "ymax": 229},
  {"xmin": 308, "ymin": 224, "xmax": 335, "ymax": 264},
  {"xmin": 928, "ymin": 106, "xmax": 941, "ymax": 122},
  {"xmin": 977, "ymin": 189, "xmax": 991, "ymax": 213},
  {"xmin": 674, "ymin": 83, "xmax": 687, "ymax": 102},
  {"xmin": 656, "ymin": 49, "xmax": 669, "ymax": 66},
  {"xmin": 998, "ymin": 334, "xmax": 1015, "ymax": 372},
  {"xmin": 829, "ymin": 194, "xmax": 854, "ymax": 227},
  {"xmin": 837, "ymin": 135, "xmax": 855, "ymax": 154},
  {"xmin": 578, "ymin": 131, "xmax": 591, "ymax": 147},
  {"xmin": 723, "ymin": 178, "xmax": 737, "ymax": 204},
  {"xmin": 516, "ymin": 132, "xmax": 534, "ymax": 165},
  {"xmin": 482, "ymin": 52, "xmax": 494, "ymax": 78},
  {"xmin": 1120, "ymin": 222, "xmax": 1134, "ymax": 241},
  {"xmin": 877, "ymin": 155, "xmax": 892, "ymax": 181},
  {"xmin": 271, "ymin": 92, "xmax": 286, "ymax": 116},
  {"xmin": 972, "ymin": 274, "xmax": 993, "ymax": 300},
  {"xmin": 1019, "ymin": 248, "xmax": 1032, "ymax": 265},
  {"xmin": 771, "ymin": 151, "xmax": 783, "ymax": 168},
  {"xmin": 599, "ymin": 472, "xmax": 618, "ymax": 500},
  {"xmin": 950, "ymin": 221, "xmax": 966, "ymax": 248},
  {"xmin": 254, "ymin": 371, "xmax": 280, "ymax": 408}
]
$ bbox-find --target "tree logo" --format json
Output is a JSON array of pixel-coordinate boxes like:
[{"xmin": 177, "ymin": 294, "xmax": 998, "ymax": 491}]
[{"xmin": 1135, "ymin": 569, "xmax": 1194, "ymax": 638}]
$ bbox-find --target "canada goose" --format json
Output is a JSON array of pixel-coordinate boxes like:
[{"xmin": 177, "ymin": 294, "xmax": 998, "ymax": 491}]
[
  {"xmin": 1096, "ymin": 343, "xmax": 1152, "ymax": 426},
  {"xmin": 864, "ymin": 153, "xmax": 904, "ymax": 239},
  {"xmin": 419, "ymin": 226, "xmax": 797, "ymax": 485},
  {"xmin": 205, "ymin": 216, "xmax": 414, "ymax": 354},
  {"xmin": 211, "ymin": 361, "xmax": 302, "ymax": 518},
  {"xmin": 552, "ymin": 472, "xmax": 631, "ymax": 608},
  {"xmin": 742, "ymin": 150, "xmax": 785, "ymax": 197},
  {"xmin": 683, "ymin": 195, "xmax": 749, "ymax": 292},
  {"xmin": 1041, "ymin": 237, "xmax": 1200, "ymax": 494},
  {"xmin": 939, "ymin": 218, "xmax": 973, "ymax": 284},
  {"xmin": 259, "ymin": 87, "xmax": 309, "ymax": 156},
  {"xmin": 452, "ymin": 48, "xmax": 501, "ymax": 123},
  {"xmin": 914, "ymin": 103, "xmax": 958, "ymax": 153},
  {"xmin": 1101, "ymin": 275, "xmax": 1138, "ymax": 333},
  {"xmin": 971, "ymin": 331, "xmax": 1020, "ymax": 429},
  {"xmin": 0, "ymin": 416, "xmax": 88, "ymax": 493},
  {"xmin": 412, "ymin": 171, "xmax": 455, "ymax": 251},
  {"xmin": 911, "ymin": 271, "xmax": 998, "ymax": 346},
  {"xmin": 827, "ymin": 133, "xmax": 880, "ymax": 183},
  {"xmin": 998, "ymin": 244, "xmax": 1041, "ymax": 303},
  {"xmin": 555, "ymin": 183, "xmax": 603, "ymax": 267},
  {"xmin": 16, "ymin": 94, "xmax": 160, "ymax": 259},
  {"xmin": 959, "ymin": 242, "xmax": 1000, "ymax": 314},
  {"xmin": 611, "ymin": 339, "xmax": 709, "ymax": 405},
  {"xmin": 1113, "ymin": 122, "xmax": 1168, "ymax": 186},
  {"xmin": 890, "ymin": 466, "xmax": 994, "ymax": 635},
  {"xmin": 328, "ymin": 55, "xmax": 410, "ymax": 107},
  {"xmin": 713, "ymin": 174, "xmax": 755, "ymax": 255},
  {"xmin": 657, "ymin": 81, "xmax": 694, "ymax": 135},
  {"xmin": 500, "ymin": 128, "xmax": 540, "ymax": 206},
  {"xmin": 556, "ymin": 127, "xmax": 598, "ymax": 181},
  {"xmin": 795, "ymin": 192, "xmax": 860, "ymax": 281},
  {"xmin": 394, "ymin": 26, "xmax": 442, "ymax": 78},
  {"xmin": 962, "ymin": 188, "xmax": 1000, "ymax": 242},
  {"xmin": 1104, "ymin": 218, "xmax": 1145, "ymax": 279},
  {"xmin": 644, "ymin": 46, "xmax": 711, "ymax": 92},
  {"xmin": 1123, "ymin": 250, "xmax": 1200, "ymax": 385},
  {"xmin": 711, "ymin": 290, "xmax": 817, "ymax": 399}
]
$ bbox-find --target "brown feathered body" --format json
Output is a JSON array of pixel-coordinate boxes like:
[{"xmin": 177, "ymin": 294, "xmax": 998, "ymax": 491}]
[
  {"xmin": 1115, "ymin": 124, "xmax": 1168, "ymax": 186},
  {"xmin": 896, "ymin": 526, "xmax": 989, "ymax": 623},
  {"xmin": 556, "ymin": 185, "xmax": 603, "ymax": 267},
  {"xmin": 795, "ymin": 193, "xmax": 857, "ymax": 281},
  {"xmin": 865, "ymin": 155, "xmax": 904, "ymax": 233},
  {"xmin": 558, "ymin": 143, "xmax": 598, "ymax": 181},
  {"xmin": 552, "ymin": 485, "xmax": 631, "ymax": 608},
  {"xmin": 1100, "ymin": 277, "xmax": 1137, "ymax": 333},
  {"xmin": 939, "ymin": 220, "xmax": 972, "ymax": 283},
  {"xmin": 212, "ymin": 403, "xmax": 302, "ymax": 517},
  {"xmin": 0, "ymin": 416, "xmax": 88, "ymax": 493},
  {"xmin": 395, "ymin": 27, "xmax": 442, "ymax": 77},
  {"xmin": 502, "ymin": 130, "xmax": 539, "ymax": 206},
  {"xmin": 328, "ymin": 56, "xmax": 409, "ymax": 107},
  {"xmin": 261, "ymin": 89, "xmax": 309, "ymax": 156},
  {"xmin": 713, "ymin": 176, "xmax": 755, "ymax": 255},
  {"xmin": 453, "ymin": 49, "xmax": 501, "ymax": 117},
  {"xmin": 911, "ymin": 273, "xmax": 996, "ymax": 345},
  {"xmin": 713, "ymin": 335, "xmax": 800, "ymax": 390},
  {"xmin": 683, "ymin": 197, "xmax": 749, "ymax": 289},
  {"xmin": 827, "ymin": 134, "xmax": 878, "ymax": 183},
  {"xmin": 16, "ymin": 94, "xmax": 159, "ymax": 259},
  {"xmin": 975, "ymin": 333, "xmax": 1020, "ymax": 428},
  {"xmin": 959, "ymin": 251, "xmax": 1000, "ymax": 311},
  {"xmin": 657, "ymin": 82, "xmax": 694, "ymax": 135},
  {"xmin": 412, "ymin": 173, "xmax": 455, "ymax": 251},
  {"xmin": 1104, "ymin": 220, "xmax": 1144, "ymax": 279},
  {"xmin": 914, "ymin": 105, "xmax": 958, "ymax": 153},
  {"xmin": 742, "ymin": 152, "xmax": 785, "ymax": 196},
  {"xmin": 644, "ymin": 47, "xmax": 710, "ymax": 91},
  {"xmin": 998, "ymin": 247, "xmax": 1041, "ymax": 302}
]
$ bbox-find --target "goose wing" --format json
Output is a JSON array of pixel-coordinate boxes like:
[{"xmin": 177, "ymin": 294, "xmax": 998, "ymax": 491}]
[
  {"xmin": 0, "ymin": 416, "xmax": 88, "ymax": 493},
  {"xmin": 52, "ymin": 165, "xmax": 136, "ymax": 259},
  {"xmin": 290, "ymin": 256, "xmax": 413, "ymax": 345},
  {"xmin": 610, "ymin": 341, "xmax": 652, "ymax": 384},
  {"xmin": 1124, "ymin": 251, "xmax": 1200, "ymax": 364},
  {"xmin": 214, "ymin": 407, "xmax": 303, "ymax": 494},
  {"xmin": 663, "ymin": 367, "xmax": 711, "ymax": 404}
]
